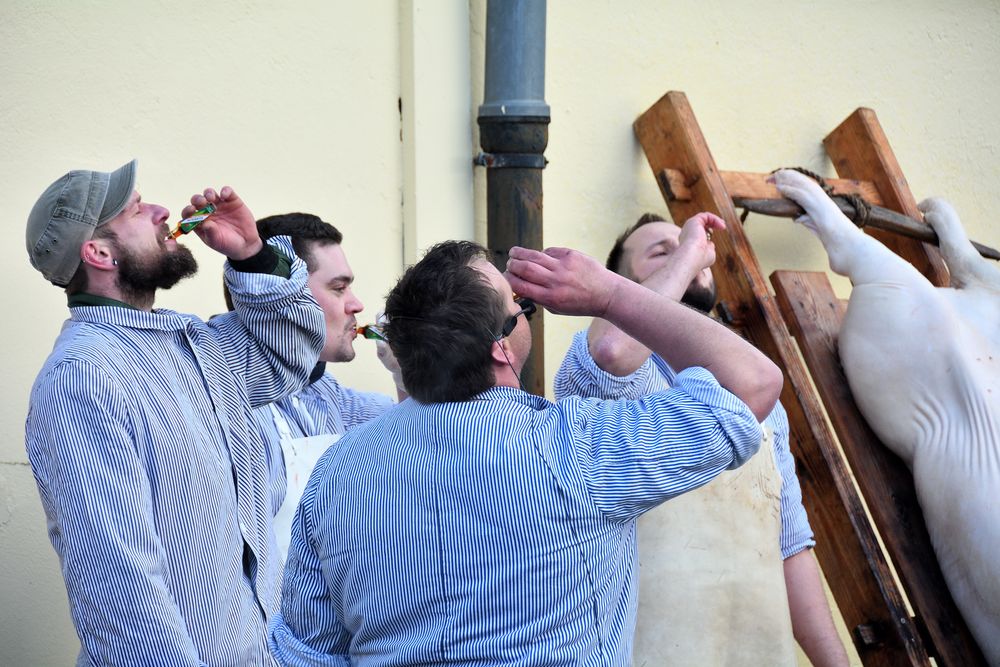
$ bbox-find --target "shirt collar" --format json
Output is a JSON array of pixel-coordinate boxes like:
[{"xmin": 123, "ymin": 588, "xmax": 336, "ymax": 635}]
[
  {"xmin": 67, "ymin": 292, "xmax": 137, "ymax": 310},
  {"xmin": 472, "ymin": 385, "xmax": 552, "ymax": 410},
  {"xmin": 68, "ymin": 294, "xmax": 193, "ymax": 332},
  {"xmin": 308, "ymin": 362, "xmax": 327, "ymax": 385}
]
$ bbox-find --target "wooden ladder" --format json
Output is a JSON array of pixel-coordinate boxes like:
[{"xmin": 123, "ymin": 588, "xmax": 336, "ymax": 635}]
[{"xmin": 634, "ymin": 91, "xmax": 986, "ymax": 667}]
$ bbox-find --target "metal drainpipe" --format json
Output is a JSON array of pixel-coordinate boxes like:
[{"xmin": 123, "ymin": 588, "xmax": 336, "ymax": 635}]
[{"xmin": 475, "ymin": 0, "xmax": 550, "ymax": 396}]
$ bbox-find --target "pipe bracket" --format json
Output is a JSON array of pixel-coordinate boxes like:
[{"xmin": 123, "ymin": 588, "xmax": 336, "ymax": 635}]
[{"xmin": 474, "ymin": 152, "xmax": 548, "ymax": 169}]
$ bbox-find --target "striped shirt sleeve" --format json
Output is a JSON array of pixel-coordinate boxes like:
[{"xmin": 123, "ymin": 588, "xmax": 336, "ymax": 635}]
[
  {"xmin": 562, "ymin": 366, "xmax": 763, "ymax": 523},
  {"xmin": 269, "ymin": 453, "xmax": 351, "ymax": 665},
  {"xmin": 25, "ymin": 360, "xmax": 204, "ymax": 666},
  {"xmin": 767, "ymin": 402, "xmax": 816, "ymax": 558},
  {"xmin": 553, "ymin": 331, "xmax": 663, "ymax": 401},
  {"xmin": 557, "ymin": 329, "xmax": 815, "ymax": 557},
  {"xmin": 209, "ymin": 236, "xmax": 325, "ymax": 409}
]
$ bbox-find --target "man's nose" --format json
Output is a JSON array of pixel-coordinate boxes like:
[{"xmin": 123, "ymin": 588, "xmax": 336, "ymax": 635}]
[
  {"xmin": 147, "ymin": 203, "xmax": 170, "ymax": 225},
  {"xmin": 347, "ymin": 290, "xmax": 364, "ymax": 314}
]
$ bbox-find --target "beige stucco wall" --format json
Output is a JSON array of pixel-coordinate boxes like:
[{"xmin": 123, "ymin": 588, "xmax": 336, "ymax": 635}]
[
  {"xmin": 533, "ymin": 0, "xmax": 1000, "ymax": 377},
  {"xmin": 0, "ymin": 2, "xmax": 409, "ymax": 664},
  {"xmin": 2, "ymin": 0, "xmax": 998, "ymax": 664}
]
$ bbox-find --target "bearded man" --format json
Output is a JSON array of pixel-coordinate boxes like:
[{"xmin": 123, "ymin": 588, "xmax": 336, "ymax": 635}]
[{"xmin": 24, "ymin": 159, "xmax": 324, "ymax": 666}]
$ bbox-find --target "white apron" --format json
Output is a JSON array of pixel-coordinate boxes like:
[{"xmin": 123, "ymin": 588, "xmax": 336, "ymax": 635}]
[
  {"xmin": 268, "ymin": 401, "xmax": 339, "ymax": 561},
  {"xmin": 633, "ymin": 425, "xmax": 796, "ymax": 667}
]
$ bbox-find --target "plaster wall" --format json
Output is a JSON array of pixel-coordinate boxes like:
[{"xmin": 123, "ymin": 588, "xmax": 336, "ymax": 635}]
[
  {"xmin": 2, "ymin": 0, "xmax": 998, "ymax": 663},
  {"xmin": 0, "ymin": 2, "xmax": 405, "ymax": 663}
]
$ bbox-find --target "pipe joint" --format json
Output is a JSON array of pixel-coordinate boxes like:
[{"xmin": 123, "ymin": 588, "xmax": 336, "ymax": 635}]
[{"xmin": 474, "ymin": 152, "xmax": 548, "ymax": 169}]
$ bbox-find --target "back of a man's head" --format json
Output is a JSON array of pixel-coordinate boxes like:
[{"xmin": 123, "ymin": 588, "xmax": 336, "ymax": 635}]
[
  {"xmin": 384, "ymin": 241, "xmax": 507, "ymax": 404},
  {"xmin": 223, "ymin": 212, "xmax": 343, "ymax": 310},
  {"xmin": 605, "ymin": 212, "xmax": 668, "ymax": 278}
]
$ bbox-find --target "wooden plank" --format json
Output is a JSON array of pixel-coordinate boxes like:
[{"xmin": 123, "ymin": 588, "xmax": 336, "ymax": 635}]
[
  {"xmin": 771, "ymin": 271, "xmax": 988, "ymax": 667},
  {"xmin": 634, "ymin": 90, "xmax": 930, "ymax": 666},
  {"xmin": 824, "ymin": 109, "xmax": 949, "ymax": 286},
  {"xmin": 659, "ymin": 168, "xmax": 883, "ymax": 204}
]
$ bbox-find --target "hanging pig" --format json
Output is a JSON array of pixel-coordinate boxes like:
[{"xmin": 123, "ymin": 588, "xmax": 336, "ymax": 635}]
[{"xmin": 771, "ymin": 168, "xmax": 1000, "ymax": 665}]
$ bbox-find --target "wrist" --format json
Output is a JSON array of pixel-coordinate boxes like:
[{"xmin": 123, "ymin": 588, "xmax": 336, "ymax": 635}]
[
  {"xmin": 229, "ymin": 242, "xmax": 278, "ymax": 274},
  {"xmin": 228, "ymin": 238, "xmax": 264, "ymax": 262}
]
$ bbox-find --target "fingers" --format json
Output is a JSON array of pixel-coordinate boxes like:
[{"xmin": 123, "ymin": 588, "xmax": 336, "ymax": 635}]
[
  {"xmin": 505, "ymin": 256, "xmax": 553, "ymax": 289},
  {"xmin": 505, "ymin": 246, "xmax": 582, "ymax": 286},
  {"xmin": 507, "ymin": 245, "xmax": 561, "ymax": 270},
  {"xmin": 687, "ymin": 212, "xmax": 726, "ymax": 232},
  {"xmin": 184, "ymin": 186, "xmax": 240, "ymax": 212}
]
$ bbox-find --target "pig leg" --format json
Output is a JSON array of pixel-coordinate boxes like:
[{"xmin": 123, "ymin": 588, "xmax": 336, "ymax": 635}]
[
  {"xmin": 918, "ymin": 197, "xmax": 1000, "ymax": 290},
  {"xmin": 770, "ymin": 169, "xmax": 930, "ymax": 288}
]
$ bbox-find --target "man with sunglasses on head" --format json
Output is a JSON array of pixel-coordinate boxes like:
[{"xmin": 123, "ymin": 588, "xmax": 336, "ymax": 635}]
[
  {"xmin": 554, "ymin": 212, "xmax": 849, "ymax": 666},
  {"xmin": 270, "ymin": 222, "xmax": 783, "ymax": 665}
]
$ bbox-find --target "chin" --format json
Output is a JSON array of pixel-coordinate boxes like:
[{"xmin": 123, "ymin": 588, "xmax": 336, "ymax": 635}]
[{"xmin": 326, "ymin": 345, "xmax": 356, "ymax": 364}]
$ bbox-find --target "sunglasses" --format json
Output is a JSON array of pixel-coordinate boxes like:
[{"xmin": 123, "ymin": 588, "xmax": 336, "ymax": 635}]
[{"xmin": 497, "ymin": 297, "xmax": 536, "ymax": 339}]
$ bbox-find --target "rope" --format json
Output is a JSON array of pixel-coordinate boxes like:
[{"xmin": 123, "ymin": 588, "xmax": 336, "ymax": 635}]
[{"xmin": 772, "ymin": 167, "xmax": 872, "ymax": 228}]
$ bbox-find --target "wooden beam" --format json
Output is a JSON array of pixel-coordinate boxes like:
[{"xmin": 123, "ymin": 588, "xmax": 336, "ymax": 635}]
[
  {"xmin": 660, "ymin": 168, "xmax": 1000, "ymax": 260},
  {"xmin": 659, "ymin": 168, "xmax": 884, "ymax": 206},
  {"xmin": 634, "ymin": 91, "xmax": 930, "ymax": 666},
  {"xmin": 824, "ymin": 109, "xmax": 949, "ymax": 286}
]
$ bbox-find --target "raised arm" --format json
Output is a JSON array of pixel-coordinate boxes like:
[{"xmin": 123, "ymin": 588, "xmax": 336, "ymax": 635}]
[
  {"xmin": 589, "ymin": 212, "xmax": 723, "ymax": 376},
  {"xmin": 506, "ymin": 245, "xmax": 782, "ymax": 422},
  {"xmin": 184, "ymin": 187, "xmax": 324, "ymax": 407}
]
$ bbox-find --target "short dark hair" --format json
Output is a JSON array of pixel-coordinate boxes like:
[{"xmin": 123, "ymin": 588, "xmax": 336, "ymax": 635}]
[
  {"xmin": 223, "ymin": 212, "xmax": 343, "ymax": 310},
  {"xmin": 256, "ymin": 212, "xmax": 343, "ymax": 272},
  {"xmin": 384, "ymin": 240, "xmax": 507, "ymax": 404},
  {"xmin": 605, "ymin": 212, "xmax": 668, "ymax": 277}
]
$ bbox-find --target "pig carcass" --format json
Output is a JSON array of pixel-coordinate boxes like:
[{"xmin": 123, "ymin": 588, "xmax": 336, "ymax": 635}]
[{"xmin": 772, "ymin": 168, "xmax": 1000, "ymax": 664}]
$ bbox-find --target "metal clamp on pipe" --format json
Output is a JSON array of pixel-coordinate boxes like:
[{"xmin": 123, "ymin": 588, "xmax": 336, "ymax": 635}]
[{"xmin": 473, "ymin": 152, "xmax": 548, "ymax": 169}]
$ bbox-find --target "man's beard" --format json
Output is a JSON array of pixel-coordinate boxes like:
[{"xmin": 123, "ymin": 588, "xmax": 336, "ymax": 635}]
[
  {"xmin": 681, "ymin": 282, "xmax": 717, "ymax": 314},
  {"xmin": 115, "ymin": 240, "xmax": 198, "ymax": 299}
]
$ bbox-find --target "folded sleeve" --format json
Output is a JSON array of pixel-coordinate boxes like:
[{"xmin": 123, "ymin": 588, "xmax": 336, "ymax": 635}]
[
  {"xmin": 564, "ymin": 366, "xmax": 763, "ymax": 522},
  {"xmin": 767, "ymin": 402, "xmax": 816, "ymax": 558},
  {"xmin": 209, "ymin": 235, "xmax": 325, "ymax": 408},
  {"xmin": 553, "ymin": 330, "xmax": 663, "ymax": 401}
]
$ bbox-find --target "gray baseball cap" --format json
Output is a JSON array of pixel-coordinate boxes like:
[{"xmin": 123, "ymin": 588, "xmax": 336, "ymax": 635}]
[{"xmin": 26, "ymin": 159, "xmax": 138, "ymax": 287}]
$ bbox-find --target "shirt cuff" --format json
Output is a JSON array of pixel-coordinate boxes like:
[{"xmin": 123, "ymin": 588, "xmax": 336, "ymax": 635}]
[{"xmin": 229, "ymin": 244, "xmax": 291, "ymax": 278}]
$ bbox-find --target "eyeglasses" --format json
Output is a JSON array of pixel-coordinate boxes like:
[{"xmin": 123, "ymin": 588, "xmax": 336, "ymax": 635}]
[{"xmin": 497, "ymin": 297, "xmax": 536, "ymax": 339}]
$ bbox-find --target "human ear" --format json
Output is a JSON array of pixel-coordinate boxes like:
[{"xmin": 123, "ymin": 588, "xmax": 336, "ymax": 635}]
[
  {"xmin": 489, "ymin": 336, "xmax": 512, "ymax": 366},
  {"xmin": 80, "ymin": 239, "xmax": 116, "ymax": 271}
]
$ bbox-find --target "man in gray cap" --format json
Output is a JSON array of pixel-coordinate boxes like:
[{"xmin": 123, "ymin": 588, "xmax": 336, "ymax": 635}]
[{"xmin": 24, "ymin": 159, "xmax": 324, "ymax": 665}]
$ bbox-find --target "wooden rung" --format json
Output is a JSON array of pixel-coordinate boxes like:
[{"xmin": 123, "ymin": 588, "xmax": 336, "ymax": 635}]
[{"xmin": 658, "ymin": 168, "xmax": 884, "ymax": 205}]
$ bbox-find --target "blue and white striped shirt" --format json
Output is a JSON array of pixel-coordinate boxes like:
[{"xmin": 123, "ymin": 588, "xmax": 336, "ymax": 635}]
[
  {"xmin": 553, "ymin": 330, "xmax": 815, "ymax": 559},
  {"xmin": 269, "ymin": 368, "xmax": 762, "ymax": 665},
  {"xmin": 25, "ymin": 237, "xmax": 324, "ymax": 666},
  {"xmin": 255, "ymin": 370, "xmax": 395, "ymax": 515}
]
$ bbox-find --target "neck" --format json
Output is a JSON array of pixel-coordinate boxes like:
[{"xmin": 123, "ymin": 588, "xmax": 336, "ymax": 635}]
[
  {"xmin": 492, "ymin": 356, "xmax": 523, "ymax": 391},
  {"xmin": 87, "ymin": 283, "xmax": 155, "ymax": 311}
]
